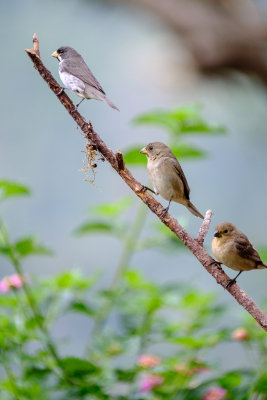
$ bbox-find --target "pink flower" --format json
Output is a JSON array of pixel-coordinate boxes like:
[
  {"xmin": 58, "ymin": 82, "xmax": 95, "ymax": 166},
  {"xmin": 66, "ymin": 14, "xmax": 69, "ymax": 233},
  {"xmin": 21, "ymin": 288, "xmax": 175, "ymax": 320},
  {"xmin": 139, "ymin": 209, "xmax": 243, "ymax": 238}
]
[
  {"xmin": 138, "ymin": 354, "xmax": 161, "ymax": 368},
  {"xmin": 0, "ymin": 274, "xmax": 24, "ymax": 293},
  {"xmin": 193, "ymin": 366, "xmax": 210, "ymax": 374},
  {"xmin": 174, "ymin": 364, "xmax": 194, "ymax": 377},
  {"xmin": 9, "ymin": 274, "xmax": 23, "ymax": 288},
  {"xmin": 203, "ymin": 387, "xmax": 227, "ymax": 400},
  {"xmin": 174, "ymin": 363, "xmax": 209, "ymax": 376},
  {"xmin": 0, "ymin": 277, "xmax": 10, "ymax": 293},
  {"xmin": 232, "ymin": 328, "xmax": 249, "ymax": 341},
  {"xmin": 139, "ymin": 374, "xmax": 163, "ymax": 393}
]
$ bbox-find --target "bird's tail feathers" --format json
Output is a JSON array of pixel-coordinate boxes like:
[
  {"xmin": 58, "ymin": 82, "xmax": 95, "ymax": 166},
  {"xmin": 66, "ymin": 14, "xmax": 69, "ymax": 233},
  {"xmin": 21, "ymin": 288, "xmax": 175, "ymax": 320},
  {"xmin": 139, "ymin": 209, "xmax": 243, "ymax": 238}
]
[
  {"xmin": 186, "ymin": 201, "xmax": 204, "ymax": 219},
  {"xmin": 258, "ymin": 262, "xmax": 267, "ymax": 269},
  {"xmin": 104, "ymin": 96, "xmax": 120, "ymax": 111}
]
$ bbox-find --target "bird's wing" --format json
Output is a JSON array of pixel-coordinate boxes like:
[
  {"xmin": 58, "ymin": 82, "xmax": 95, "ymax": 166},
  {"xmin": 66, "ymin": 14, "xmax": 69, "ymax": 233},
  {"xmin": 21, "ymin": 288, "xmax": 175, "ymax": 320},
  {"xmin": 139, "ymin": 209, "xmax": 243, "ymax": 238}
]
[
  {"xmin": 62, "ymin": 59, "xmax": 106, "ymax": 94},
  {"xmin": 171, "ymin": 159, "xmax": 190, "ymax": 200},
  {"xmin": 234, "ymin": 233, "xmax": 263, "ymax": 266}
]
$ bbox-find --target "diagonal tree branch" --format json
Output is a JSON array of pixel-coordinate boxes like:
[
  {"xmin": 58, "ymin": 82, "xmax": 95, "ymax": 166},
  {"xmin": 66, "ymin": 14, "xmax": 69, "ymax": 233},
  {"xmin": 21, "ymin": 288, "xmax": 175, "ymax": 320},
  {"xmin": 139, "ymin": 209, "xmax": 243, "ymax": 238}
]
[
  {"xmin": 25, "ymin": 35, "xmax": 267, "ymax": 332},
  {"xmin": 197, "ymin": 209, "xmax": 213, "ymax": 246}
]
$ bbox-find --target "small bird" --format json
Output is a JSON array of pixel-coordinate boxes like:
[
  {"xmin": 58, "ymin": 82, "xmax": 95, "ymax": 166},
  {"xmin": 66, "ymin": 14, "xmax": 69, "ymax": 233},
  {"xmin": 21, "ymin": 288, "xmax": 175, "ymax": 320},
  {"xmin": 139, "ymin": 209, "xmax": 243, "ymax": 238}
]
[
  {"xmin": 51, "ymin": 46, "xmax": 119, "ymax": 111},
  {"xmin": 140, "ymin": 142, "xmax": 204, "ymax": 218},
  {"xmin": 212, "ymin": 222, "xmax": 267, "ymax": 287}
]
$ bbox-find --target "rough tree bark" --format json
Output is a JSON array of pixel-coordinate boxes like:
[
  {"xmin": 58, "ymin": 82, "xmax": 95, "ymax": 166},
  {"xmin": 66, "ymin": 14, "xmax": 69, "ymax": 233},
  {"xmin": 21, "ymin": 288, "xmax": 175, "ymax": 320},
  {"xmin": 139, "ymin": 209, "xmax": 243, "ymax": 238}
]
[{"xmin": 25, "ymin": 35, "xmax": 267, "ymax": 332}]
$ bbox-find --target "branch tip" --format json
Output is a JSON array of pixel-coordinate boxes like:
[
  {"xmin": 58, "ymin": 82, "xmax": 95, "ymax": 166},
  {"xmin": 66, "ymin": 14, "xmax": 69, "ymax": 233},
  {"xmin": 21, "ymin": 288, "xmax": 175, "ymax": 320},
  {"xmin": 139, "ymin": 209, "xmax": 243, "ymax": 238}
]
[
  {"xmin": 196, "ymin": 209, "xmax": 213, "ymax": 246},
  {"xmin": 115, "ymin": 150, "xmax": 125, "ymax": 170},
  {"xmin": 30, "ymin": 33, "xmax": 40, "ymax": 57}
]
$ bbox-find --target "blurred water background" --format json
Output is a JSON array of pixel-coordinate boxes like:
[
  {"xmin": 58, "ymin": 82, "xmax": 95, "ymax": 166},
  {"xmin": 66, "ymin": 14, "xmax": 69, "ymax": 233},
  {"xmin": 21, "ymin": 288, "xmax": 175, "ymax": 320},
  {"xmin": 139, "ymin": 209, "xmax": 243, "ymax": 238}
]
[{"xmin": 1, "ymin": 0, "xmax": 267, "ymax": 370}]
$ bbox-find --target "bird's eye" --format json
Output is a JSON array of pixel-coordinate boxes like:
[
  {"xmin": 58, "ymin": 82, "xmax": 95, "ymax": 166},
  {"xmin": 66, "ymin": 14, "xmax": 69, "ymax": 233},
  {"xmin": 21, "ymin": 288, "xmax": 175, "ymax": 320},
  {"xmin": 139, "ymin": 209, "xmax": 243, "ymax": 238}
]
[
  {"xmin": 223, "ymin": 229, "xmax": 228, "ymax": 234},
  {"xmin": 148, "ymin": 146, "xmax": 153, "ymax": 151},
  {"xmin": 58, "ymin": 49, "xmax": 63, "ymax": 54}
]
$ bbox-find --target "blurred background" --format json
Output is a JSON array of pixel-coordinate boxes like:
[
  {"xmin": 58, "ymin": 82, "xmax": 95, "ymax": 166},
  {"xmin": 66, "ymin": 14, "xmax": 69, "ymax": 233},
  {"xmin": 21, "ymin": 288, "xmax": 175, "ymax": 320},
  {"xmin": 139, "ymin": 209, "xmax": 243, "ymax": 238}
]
[{"xmin": 1, "ymin": 0, "xmax": 267, "ymax": 372}]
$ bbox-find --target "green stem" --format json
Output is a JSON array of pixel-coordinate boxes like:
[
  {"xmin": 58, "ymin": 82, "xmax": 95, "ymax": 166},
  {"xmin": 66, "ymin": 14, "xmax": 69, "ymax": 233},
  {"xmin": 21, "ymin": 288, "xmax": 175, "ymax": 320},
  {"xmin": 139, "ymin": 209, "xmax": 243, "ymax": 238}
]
[
  {"xmin": 246, "ymin": 340, "xmax": 267, "ymax": 398},
  {"xmin": 2, "ymin": 357, "xmax": 21, "ymax": 400},
  {"xmin": 0, "ymin": 221, "xmax": 72, "ymax": 384},
  {"xmin": 127, "ymin": 312, "xmax": 155, "ymax": 397},
  {"xmin": 87, "ymin": 203, "xmax": 148, "ymax": 355},
  {"xmin": 44, "ymin": 292, "xmax": 61, "ymax": 328},
  {"xmin": 111, "ymin": 203, "xmax": 148, "ymax": 289},
  {"xmin": 137, "ymin": 313, "xmax": 153, "ymax": 355}
]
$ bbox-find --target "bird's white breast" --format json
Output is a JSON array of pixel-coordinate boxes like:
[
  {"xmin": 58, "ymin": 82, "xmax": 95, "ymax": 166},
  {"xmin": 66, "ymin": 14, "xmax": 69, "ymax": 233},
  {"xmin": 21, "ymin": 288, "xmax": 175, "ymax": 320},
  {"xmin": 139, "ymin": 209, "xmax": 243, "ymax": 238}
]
[{"xmin": 59, "ymin": 67, "xmax": 85, "ymax": 98}]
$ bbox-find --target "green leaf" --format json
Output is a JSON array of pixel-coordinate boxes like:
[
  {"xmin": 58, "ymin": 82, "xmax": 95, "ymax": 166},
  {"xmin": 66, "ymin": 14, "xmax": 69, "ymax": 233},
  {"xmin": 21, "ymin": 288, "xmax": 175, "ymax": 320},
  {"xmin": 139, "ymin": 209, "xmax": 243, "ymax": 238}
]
[
  {"xmin": 171, "ymin": 144, "xmax": 207, "ymax": 159},
  {"xmin": 218, "ymin": 371, "xmax": 242, "ymax": 389},
  {"xmin": 0, "ymin": 245, "xmax": 12, "ymax": 257},
  {"xmin": 133, "ymin": 110, "xmax": 178, "ymax": 132},
  {"xmin": 59, "ymin": 357, "xmax": 100, "ymax": 378},
  {"xmin": 133, "ymin": 106, "xmax": 225, "ymax": 136},
  {"xmin": 115, "ymin": 368, "xmax": 137, "ymax": 382},
  {"xmin": 0, "ymin": 180, "xmax": 30, "ymax": 202},
  {"xmin": 0, "ymin": 297, "xmax": 19, "ymax": 307},
  {"xmin": 49, "ymin": 270, "xmax": 96, "ymax": 291},
  {"xmin": 69, "ymin": 301, "xmax": 95, "ymax": 316},
  {"xmin": 92, "ymin": 196, "xmax": 133, "ymax": 216},
  {"xmin": 181, "ymin": 291, "xmax": 215, "ymax": 308},
  {"xmin": 172, "ymin": 332, "xmax": 226, "ymax": 348},
  {"xmin": 25, "ymin": 366, "xmax": 51, "ymax": 379},
  {"xmin": 257, "ymin": 247, "xmax": 267, "ymax": 263},
  {"xmin": 25, "ymin": 314, "xmax": 45, "ymax": 330},
  {"xmin": 14, "ymin": 237, "xmax": 53, "ymax": 258},
  {"xmin": 124, "ymin": 143, "xmax": 207, "ymax": 167},
  {"xmin": 254, "ymin": 372, "xmax": 267, "ymax": 394},
  {"xmin": 124, "ymin": 270, "xmax": 157, "ymax": 290},
  {"xmin": 123, "ymin": 145, "xmax": 147, "ymax": 165},
  {"xmin": 74, "ymin": 220, "xmax": 115, "ymax": 236},
  {"xmin": 141, "ymin": 223, "xmax": 185, "ymax": 253}
]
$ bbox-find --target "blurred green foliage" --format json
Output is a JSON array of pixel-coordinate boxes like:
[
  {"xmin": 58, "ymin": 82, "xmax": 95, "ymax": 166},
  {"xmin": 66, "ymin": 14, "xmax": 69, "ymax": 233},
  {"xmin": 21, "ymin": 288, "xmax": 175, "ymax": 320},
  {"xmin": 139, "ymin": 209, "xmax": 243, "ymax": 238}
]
[
  {"xmin": 75, "ymin": 196, "xmax": 184, "ymax": 253},
  {"xmin": 133, "ymin": 105, "xmax": 224, "ymax": 136},
  {"xmin": 0, "ymin": 180, "xmax": 30, "ymax": 202},
  {"xmin": 124, "ymin": 105, "xmax": 225, "ymax": 165},
  {"xmin": 0, "ymin": 179, "xmax": 266, "ymax": 400},
  {"xmin": 0, "ymin": 106, "xmax": 266, "ymax": 399}
]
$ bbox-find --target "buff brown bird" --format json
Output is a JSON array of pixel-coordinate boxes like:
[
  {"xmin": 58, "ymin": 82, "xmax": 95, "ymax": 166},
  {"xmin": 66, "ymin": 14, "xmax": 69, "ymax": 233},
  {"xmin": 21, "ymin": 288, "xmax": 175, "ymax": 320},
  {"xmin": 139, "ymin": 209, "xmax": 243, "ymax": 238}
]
[
  {"xmin": 212, "ymin": 222, "xmax": 267, "ymax": 288},
  {"xmin": 140, "ymin": 142, "xmax": 204, "ymax": 218}
]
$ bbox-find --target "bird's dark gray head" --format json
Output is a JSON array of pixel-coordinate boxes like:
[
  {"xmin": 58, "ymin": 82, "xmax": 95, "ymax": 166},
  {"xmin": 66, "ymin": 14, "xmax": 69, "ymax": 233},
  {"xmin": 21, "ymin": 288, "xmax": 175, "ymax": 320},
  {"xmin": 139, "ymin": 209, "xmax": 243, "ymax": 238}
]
[
  {"xmin": 51, "ymin": 46, "xmax": 81, "ymax": 61},
  {"xmin": 140, "ymin": 142, "xmax": 174, "ymax": 160}
]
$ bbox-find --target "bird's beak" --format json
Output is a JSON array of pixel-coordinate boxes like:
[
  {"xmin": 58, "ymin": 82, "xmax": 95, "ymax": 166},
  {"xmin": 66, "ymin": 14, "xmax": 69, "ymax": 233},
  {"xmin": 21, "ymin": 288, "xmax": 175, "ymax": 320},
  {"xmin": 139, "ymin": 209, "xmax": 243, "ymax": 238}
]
[
  {"xmin": 214, "ymin": 231, "xmax": 221, "ymax": 238},
  {"xmin": 51, "ymin": 51, "xmax": 59, "ymax": 59},
  {"xmin": 140, "ymin": 147, "xmax": 148, "ymax": 155}
]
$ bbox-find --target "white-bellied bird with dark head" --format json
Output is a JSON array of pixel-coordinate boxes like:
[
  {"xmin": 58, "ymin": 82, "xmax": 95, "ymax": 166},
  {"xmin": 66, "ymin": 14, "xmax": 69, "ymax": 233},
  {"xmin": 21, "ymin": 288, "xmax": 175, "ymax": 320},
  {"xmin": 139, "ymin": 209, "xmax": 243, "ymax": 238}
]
[{"xmin": 52, "ymin": 46, "xmax": 119, "ymax": 111}]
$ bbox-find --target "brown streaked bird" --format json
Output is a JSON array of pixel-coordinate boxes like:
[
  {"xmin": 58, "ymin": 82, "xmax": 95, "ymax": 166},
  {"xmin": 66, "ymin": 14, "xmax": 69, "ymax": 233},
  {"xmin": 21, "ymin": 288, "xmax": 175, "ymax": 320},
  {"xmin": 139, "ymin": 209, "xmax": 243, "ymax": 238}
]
[
  {"xmin": 212, "ymin": 222, "xmax": 267, "ymax": 288},
  {"xmin": 51, "ymin": 46, "xmax": 119, "ymax": 111},
  {"xmin": 140, "ymin": 142, "xmax": 204, "ymax": 218}
]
